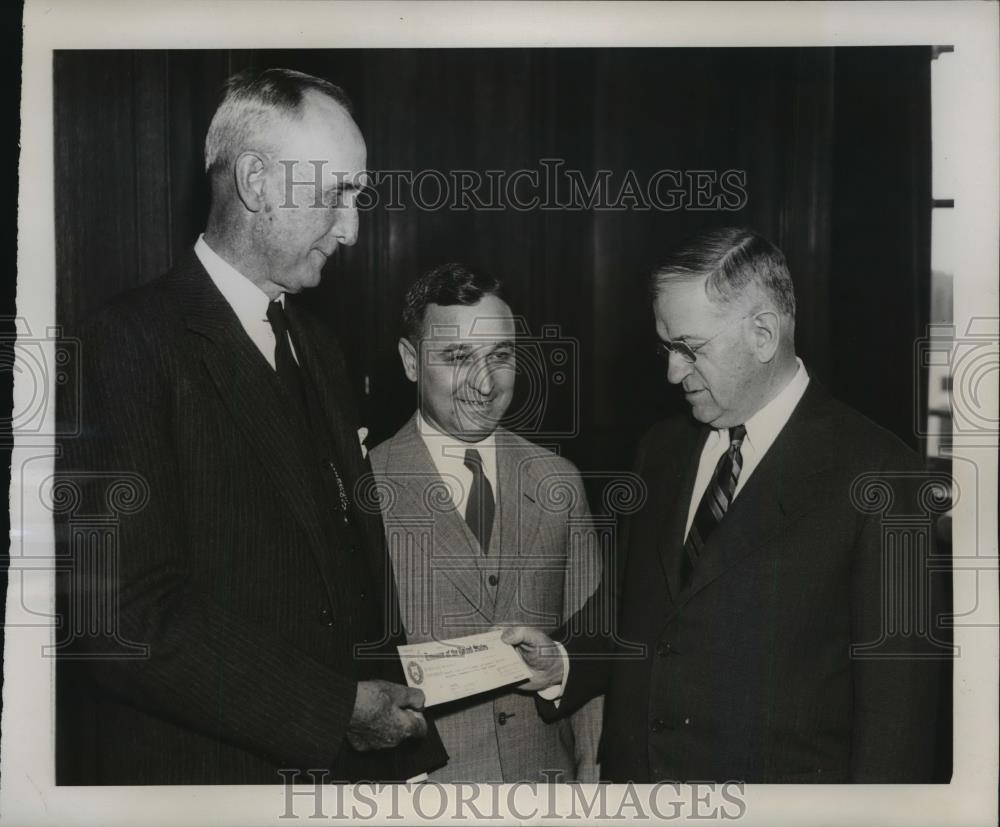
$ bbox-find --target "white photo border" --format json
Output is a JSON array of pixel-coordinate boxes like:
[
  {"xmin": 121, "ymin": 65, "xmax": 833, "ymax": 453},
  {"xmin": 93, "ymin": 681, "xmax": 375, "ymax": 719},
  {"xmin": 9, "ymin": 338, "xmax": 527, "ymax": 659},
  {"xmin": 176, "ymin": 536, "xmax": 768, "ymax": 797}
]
[{"xmin": 7, "ymin": 1, "xmax": 998, "ymax": 825}]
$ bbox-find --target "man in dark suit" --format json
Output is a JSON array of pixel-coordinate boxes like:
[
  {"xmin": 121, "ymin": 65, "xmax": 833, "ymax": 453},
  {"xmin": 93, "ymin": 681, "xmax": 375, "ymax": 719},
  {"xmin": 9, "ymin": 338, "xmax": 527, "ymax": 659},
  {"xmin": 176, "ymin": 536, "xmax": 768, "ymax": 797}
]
[
  {"xmin": 56, "ymin": 68, "xmax": 446, "ymax": 784},
  {"xmin": 504, "ymin": 227, "xmax": 950, "ymax": 783},
  {"xmin": 368, "ymin": 264, "xmax": 602, "ymax": 781}
]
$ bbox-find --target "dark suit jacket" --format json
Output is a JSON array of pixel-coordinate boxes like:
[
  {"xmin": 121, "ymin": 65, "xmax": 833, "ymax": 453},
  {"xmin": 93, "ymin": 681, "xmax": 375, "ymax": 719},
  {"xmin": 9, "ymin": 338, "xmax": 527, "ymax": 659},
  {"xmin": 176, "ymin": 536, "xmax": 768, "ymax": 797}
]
[
  {"xmin": 55, "ymin": 251, "xmax": 446, "ymax": 784},
  {"xmin": 542, "ymin": 381, "xmax": 950, "ymax": 783}
]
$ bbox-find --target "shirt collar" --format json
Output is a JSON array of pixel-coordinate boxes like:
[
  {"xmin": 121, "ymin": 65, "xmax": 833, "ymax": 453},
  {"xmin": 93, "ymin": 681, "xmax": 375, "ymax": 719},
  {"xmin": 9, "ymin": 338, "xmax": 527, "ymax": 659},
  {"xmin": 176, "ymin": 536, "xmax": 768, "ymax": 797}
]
[
  {"xmin": 739, "ymin": 357, "xmax": 810, "ymax": 454},
  {"xmin": 416, "ymin": 410, "xmax": 497, "ymax": 457},
  {"xmin": 194, "ymin": 234, "xmax": 279, "ymax": 325}
]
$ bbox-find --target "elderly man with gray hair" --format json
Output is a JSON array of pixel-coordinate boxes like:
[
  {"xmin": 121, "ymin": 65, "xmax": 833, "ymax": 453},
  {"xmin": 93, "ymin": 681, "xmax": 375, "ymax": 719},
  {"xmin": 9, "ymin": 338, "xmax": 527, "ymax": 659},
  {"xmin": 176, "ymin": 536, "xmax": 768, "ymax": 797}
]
[
  {"xmin": 57, "ymin": 68, "xmax": 447, "ymax": 784},
  {"xmin": 505, "ymin": 227, "xmax": 949, "ymax": 783}
]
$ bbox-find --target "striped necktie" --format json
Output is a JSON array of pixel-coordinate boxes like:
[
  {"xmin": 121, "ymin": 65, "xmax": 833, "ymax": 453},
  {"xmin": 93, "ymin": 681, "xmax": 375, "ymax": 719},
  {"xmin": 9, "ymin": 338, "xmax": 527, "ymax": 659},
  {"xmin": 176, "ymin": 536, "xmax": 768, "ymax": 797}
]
[{"xmin": 680, "ymin": 424, "xmax": 747, "ymax": 590}]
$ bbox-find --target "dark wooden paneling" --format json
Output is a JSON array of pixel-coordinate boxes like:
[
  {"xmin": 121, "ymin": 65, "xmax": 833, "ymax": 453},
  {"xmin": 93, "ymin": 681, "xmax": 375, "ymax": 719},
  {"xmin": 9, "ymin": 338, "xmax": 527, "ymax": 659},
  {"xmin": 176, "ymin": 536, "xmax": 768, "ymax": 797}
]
[
  {"xmin": 133, "ymin": 52, "xmax": 172, "ymax": 284},
  {"xmin": 55, "ymin": 51, "xmax": 139, "ymax": 328},
  {"xmin": 166, "ymin": 51, "xmax": 228, "ymax": 262},
  {"xmin": 53, "ymin": 47, "xmax": 931, "ymax": 459},
  {"xmin": 830, "ymin": 47, "xmax": 931, "ymax": 450},
  {"xmin": 775, "ymin": 50, "xmax": 835, "ymax": 384},
  {"xmin": 366, "ymin": 50, "xmax": 431, "ymax": 440}
]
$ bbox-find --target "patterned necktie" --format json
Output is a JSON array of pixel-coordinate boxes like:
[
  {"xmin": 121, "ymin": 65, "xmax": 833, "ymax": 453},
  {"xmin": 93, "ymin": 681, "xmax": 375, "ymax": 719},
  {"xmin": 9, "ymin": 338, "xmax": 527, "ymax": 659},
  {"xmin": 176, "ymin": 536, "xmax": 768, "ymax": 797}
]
[
  {"xmin": 463, "ymin": 448, "xmax": 495, "ymax": 553},
  {"xmin": 265, "ymin": 299, "xmax": 308, "ymax": 414},
  {"xmin": 680, "ymin": 424, "xmax": 747, "ymax": 589}
]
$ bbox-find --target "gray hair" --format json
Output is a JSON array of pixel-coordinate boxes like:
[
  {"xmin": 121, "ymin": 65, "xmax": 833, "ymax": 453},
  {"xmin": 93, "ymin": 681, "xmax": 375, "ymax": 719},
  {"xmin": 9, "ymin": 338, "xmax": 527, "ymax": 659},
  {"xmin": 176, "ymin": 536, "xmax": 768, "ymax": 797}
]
[
  {"xmin": 651, "ymin": 227, "xmax": 796, "ymax": 318},
  {"xmin": 204, "ymin": 68, "xmax": 352, "ymax": 177}
]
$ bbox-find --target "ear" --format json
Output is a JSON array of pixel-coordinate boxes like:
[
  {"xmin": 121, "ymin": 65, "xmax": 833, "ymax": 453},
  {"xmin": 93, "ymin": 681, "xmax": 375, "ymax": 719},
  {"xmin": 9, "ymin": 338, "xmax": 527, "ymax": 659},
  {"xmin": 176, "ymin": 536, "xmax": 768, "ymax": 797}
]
[
  {"xmin": 398, "ymin": 337, "xmax": 419, "ymax": 382},
  {"xmin": 750, "ymin": 310, "xmax": 781, "ymax": 363},
  {"xmin": 233, "ymin": 151, "xmax": 268, "ymax": 213}
]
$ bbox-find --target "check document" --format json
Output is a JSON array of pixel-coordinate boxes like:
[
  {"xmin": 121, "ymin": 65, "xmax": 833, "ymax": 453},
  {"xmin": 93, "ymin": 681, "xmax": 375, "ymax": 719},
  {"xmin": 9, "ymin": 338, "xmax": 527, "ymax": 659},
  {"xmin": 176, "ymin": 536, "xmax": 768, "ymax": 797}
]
[{"xmin": 397, "ymin": 630, "xmax": 533, "ymax": 707}]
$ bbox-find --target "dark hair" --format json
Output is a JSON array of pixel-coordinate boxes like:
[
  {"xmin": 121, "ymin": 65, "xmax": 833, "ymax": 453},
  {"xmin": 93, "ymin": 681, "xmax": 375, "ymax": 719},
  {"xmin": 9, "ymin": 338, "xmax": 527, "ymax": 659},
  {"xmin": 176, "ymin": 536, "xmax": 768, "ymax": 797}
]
[
  {"xmin": 204, "ymin": 67, "xmax": 353, "ymax": 177},
  {"xmin": 651, "ymin": 227, "xmax": 796, "ymax": 318},
  {"xmin": 402, "ymin": 263, "xmax": 504, "ymax": 343}
]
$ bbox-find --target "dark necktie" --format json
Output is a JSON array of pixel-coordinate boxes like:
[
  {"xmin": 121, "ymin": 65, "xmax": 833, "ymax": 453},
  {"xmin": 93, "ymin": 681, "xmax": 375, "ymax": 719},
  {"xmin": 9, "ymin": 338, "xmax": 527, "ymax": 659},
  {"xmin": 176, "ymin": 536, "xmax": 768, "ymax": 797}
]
[
  {"xmin": 463, "ymin": 448, "xmax": 495, "ymax": 553},
  {"xmin": 265, "ymin": 299, "xmax": 308, "ymax": 414},
  {"xmin": 680, "ymin": 424, "xmax": 747, "ymax": 589},
  {"xmin": 266, "ymin": 299, "xmax": 352, "ymax": 521}
]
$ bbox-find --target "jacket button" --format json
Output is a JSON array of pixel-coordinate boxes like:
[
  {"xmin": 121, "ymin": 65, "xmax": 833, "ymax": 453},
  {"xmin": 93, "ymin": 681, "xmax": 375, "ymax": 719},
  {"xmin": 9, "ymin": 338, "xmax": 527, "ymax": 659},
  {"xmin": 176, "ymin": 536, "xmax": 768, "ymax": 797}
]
[
  {"xmin": 650, "ymin": 718, "xmax": 666, "ymax": 733},
  {"xmin": 498, "ymin": 712, "xmax": 515, "ymax": 725},
  {"xmin": 488, "ymin": 575, "xmax": 498, "ymax": 586},
  {"xmin": 318, "ymin": 608, "xmax": 334, "ymax": 627},
  {"xmin": 683, "ymin": 716, "xmax": 691, "ymax": 726}
]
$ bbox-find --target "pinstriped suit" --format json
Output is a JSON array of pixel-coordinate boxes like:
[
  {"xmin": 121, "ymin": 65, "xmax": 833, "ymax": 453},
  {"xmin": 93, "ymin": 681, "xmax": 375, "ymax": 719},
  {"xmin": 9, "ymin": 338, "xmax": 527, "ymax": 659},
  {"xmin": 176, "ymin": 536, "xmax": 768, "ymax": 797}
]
[
  {"xmin": 369, "ymin": 415, "xmax": 603, "ymax": 782},
  {"xmin": 55, "ymin": 252, "xmax": 447, "ymax": 784}
]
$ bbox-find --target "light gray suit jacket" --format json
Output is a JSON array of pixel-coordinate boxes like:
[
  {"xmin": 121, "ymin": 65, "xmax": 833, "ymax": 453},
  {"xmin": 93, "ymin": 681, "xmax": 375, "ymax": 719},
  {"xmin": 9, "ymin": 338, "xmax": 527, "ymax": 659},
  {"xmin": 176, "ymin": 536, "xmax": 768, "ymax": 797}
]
[{"xmin": 369, "ymin": 415, "xmax": 603, "ymax": 782}]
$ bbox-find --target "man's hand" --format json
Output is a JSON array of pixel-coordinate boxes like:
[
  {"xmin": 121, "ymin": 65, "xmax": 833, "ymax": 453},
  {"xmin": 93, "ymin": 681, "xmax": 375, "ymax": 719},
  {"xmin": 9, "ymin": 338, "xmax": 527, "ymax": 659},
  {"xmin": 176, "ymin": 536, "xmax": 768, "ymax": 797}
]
[
  {"xmin": 346, "ymin": 680, "xmax": 428, "ymax": 752},
  {"xmin": 502, "ymin": 626, "xmax": 565, "ymax": 691}
]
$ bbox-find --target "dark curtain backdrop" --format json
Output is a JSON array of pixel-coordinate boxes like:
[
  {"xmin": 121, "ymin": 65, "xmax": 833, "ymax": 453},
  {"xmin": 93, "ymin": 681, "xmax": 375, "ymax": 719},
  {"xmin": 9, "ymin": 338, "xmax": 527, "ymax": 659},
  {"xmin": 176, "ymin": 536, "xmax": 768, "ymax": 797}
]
[{"xmin": 54, "ymin": 47, "xmax": 932, "ymax": 481}]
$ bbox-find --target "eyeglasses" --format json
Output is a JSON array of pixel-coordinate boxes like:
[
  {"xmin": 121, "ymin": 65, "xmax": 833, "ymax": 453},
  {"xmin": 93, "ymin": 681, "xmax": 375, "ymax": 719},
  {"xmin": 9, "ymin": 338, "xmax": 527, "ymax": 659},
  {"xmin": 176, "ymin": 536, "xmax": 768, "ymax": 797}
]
[
  {"xmin": 655, "ymin": 339, "xmax": 701, "ymax": 364},
  {"xmin": 655, "ymin": 314, "xmax": 750, "ymax": 365}
]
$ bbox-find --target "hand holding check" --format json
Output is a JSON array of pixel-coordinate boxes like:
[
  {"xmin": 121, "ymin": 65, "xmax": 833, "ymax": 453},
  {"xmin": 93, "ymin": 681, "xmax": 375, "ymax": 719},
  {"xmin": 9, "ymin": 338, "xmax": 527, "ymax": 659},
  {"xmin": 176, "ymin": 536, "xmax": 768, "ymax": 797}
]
[
  {"xmin": 347, "ymin": 679, "xmax": 428, "ymax": 751},
  {"xmin": 501, "ymin": 626, "xmax": 565, "ymax": 691},
  {"xmin": 397, "ymin": 630, "xmax": 533, "ymax": 706}
]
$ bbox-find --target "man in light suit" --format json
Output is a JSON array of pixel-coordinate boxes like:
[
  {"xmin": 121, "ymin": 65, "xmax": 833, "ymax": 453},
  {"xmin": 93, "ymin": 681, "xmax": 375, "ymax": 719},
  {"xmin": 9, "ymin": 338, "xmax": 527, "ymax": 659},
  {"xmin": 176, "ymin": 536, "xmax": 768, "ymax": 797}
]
[
  {"xmin": 505, "ymin": 227, "xmax": 950, "ymax": 783},
  {"xmin": 56, "ymin": 68, "xmax": 446, "ymax": 784},
  {"xmin": 368, "ymin": 263, "xmax": 603, "ymax": 781}
]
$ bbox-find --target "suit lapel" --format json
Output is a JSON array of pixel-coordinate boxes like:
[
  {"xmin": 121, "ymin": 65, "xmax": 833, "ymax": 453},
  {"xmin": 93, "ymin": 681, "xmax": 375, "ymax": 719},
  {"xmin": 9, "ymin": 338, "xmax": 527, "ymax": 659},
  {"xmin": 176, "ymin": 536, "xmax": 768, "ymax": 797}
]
[
  {"xmin": 285, "ymin": 298, "xmax": 364, "ymax": 481},
  {"xmin": 382, "ymin": 417, "xmax": 487, "ymax": 619},
  {"xmin": 653, "ymin": 424, "xmax": 710, "ymax": 602},
  {"xmin": 671, "ymin": 382, "xmax": 837, "ymax": 613},
  {"xmin": 177, "ymin": 261, "xmax": 332, "ymax": 569},
  {"xmin": 280, "ymin": 297, "xmax": 400, "ymax": 612},
  {"xmin": 492, "ymin": 430, "xmax": 544, "ymax": 622}
]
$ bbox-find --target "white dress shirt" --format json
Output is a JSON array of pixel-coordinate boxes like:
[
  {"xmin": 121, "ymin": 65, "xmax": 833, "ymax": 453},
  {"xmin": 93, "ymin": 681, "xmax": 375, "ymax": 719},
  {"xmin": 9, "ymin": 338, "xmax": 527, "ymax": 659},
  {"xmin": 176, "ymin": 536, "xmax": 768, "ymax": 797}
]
[
  {"xmin": 416, "ymin": 411, "xmax": 499, "ymax": 519},
  {"xmin": 684, "ymin": 358, "xmax": 810, "ymax": 537},
  {"xmin": 194, "ymin": 234, "xmax": 291, "ymax": 368}
]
